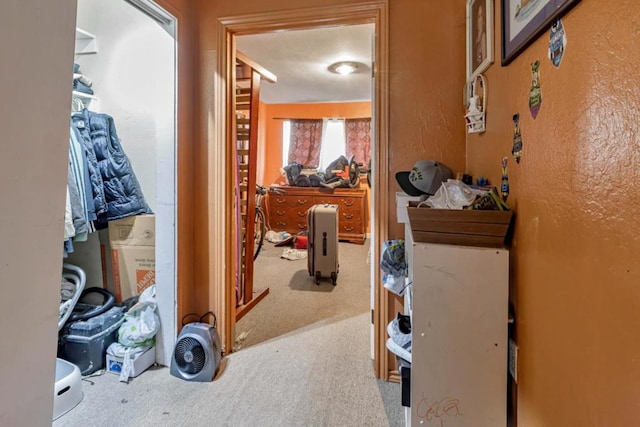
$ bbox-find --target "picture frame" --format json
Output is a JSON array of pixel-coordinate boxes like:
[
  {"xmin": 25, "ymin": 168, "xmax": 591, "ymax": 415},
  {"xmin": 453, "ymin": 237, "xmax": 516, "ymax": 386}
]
[
  {"xmin": 501, "ymin": 0, "xmax": 581, "ymax": 65},
  {"xmin": 466, "ymin": 0, "xmax": 494, "ymax": 80}
]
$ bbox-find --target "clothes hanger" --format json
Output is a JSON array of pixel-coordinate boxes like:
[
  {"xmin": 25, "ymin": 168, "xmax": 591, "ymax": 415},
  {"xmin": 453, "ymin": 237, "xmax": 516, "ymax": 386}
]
[{"xmin": 71, "ymin": 96, "xmax": 85, "ymax": 113}]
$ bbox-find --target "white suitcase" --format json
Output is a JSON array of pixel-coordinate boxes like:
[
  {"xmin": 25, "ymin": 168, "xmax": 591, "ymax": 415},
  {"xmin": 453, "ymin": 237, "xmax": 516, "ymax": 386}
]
[{"xmin": 307, "ymin": 204, "xmax": 339, "ymax": 285}]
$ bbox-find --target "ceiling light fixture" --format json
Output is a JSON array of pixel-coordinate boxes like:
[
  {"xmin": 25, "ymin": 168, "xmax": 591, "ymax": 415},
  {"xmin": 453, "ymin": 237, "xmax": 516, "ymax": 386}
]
[{"xmin": 328, "ymin": 61, "xmax": 360, "ymax": 75}]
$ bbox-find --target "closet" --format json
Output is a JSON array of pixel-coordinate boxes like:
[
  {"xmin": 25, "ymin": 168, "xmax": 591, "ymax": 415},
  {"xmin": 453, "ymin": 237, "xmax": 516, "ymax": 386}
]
[
  {"xmin": 65, "ymin": 0, "xmax": 177, "ymax": 367},
  {"xmin": 233, "ymin": 51, "xmax": 276, "ymax": 321}
]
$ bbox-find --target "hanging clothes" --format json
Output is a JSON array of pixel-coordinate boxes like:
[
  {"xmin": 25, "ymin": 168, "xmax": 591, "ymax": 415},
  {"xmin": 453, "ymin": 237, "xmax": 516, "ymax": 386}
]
[
  {"xmin": 85, "ymin": 110, "xmax": 151, "ymax": 222},
  {"xmin": 71, "ymin": 109, "xmax": 108, "ymax": 219}
]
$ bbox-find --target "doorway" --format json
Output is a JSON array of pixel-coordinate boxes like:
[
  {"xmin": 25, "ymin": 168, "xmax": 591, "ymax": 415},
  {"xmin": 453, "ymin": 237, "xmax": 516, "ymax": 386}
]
[
  {"xmin": 215, "ymin": 1, "xmax": 391, "ymax": 378},
  {"xmin": 69, "ymin": 0, "xmax": 178, "ymax": 366},
  {"xmin": 233, "ymin": 25, "xmax": 373, "ymax": 351}
]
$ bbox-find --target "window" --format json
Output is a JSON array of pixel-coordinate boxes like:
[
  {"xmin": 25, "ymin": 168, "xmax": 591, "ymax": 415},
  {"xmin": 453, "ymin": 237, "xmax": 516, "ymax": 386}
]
[
  {"xmin": 282, "ymin": 120, "xmax": 291, "ymax": 167},
  {"xmin": 282, "ymin": 118, "xmax": 346, "ymax": 170},
  {"xmin": 318, "ymin": 118, "xmax": 346, "ymax": 170}
]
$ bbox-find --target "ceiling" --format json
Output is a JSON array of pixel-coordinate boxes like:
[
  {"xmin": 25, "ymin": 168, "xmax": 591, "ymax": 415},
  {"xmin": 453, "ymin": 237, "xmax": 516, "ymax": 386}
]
[{"xmin": 236, "ymin": 24, "xmax": 374, "ymax": 104}]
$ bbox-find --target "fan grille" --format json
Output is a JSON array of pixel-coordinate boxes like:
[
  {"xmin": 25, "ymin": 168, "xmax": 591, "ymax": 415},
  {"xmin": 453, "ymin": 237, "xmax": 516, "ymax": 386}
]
[{"xmin": 174, "ymin": 336, "xmax": 206, "ymax": 374}]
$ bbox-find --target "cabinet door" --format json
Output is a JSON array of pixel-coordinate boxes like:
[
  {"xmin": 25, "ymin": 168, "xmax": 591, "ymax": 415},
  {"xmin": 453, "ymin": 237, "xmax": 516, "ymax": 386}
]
[{"xmin": 411, "ymin": 244, "xmax": 508, "ymax": 427}]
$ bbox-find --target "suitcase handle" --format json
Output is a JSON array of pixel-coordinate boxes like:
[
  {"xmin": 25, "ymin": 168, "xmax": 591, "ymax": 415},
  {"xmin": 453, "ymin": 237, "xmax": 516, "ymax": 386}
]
[{"xmin": 322, "ymin": 232, "xmax": 327, "ymax": 256}]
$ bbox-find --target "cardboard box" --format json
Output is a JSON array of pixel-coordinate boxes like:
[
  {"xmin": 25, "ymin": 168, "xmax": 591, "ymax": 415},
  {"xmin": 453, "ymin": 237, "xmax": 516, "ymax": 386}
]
[
  {"xmin": 106, "ymin": 346, "xmax": 156, "ymax": 378},
  {"xmin": 108, "ymin": 214, "xmax": 155, "ymax": 302}
]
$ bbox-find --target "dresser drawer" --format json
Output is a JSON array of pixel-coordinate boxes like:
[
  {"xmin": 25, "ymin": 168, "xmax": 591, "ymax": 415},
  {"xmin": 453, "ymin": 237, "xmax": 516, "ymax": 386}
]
[
  {"xmin": 339, "ymin": 210, "xmax": 359, "ymax": 221},
  {"xmin": 271, "ymin": 195, "xmax": 313, "ymax": 209},
  {"xmin": 271, "ymin": 207, "xmax": 308, "ymax": 220},
  {"xmin": 339, "ymin": 220, "xmax": 363, "ymax": 235},
  {"xmin": 268, "ymin": 187, "xmax": 366, "ymax": 244},
  {"xmin": 338, "ymin": 197, "xmax": 360, "ymax": 210},
  {"xmin": 314, "ymin": 196, "xmax": 335, "ymax": 206},
  {"xmin": 271, "ymin": 218, "xmax": 307, "ymax": 232}
]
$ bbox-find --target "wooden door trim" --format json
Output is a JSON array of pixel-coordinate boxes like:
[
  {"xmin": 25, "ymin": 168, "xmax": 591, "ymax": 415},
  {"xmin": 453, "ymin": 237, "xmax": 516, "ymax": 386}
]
[{"xmin": 215, "ymin": 1, "xmax": 390, "ymax": 379}]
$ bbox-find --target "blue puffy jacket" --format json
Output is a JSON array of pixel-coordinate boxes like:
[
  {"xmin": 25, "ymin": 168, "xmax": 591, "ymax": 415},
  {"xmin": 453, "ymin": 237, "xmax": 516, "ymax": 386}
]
[
  {"xmin": 87, "ymin": 110, "xmax": 151, "ymax": 221},
  {"xmin": 72, "ymin": 110, "xmax": 107, "ymax": 217}
]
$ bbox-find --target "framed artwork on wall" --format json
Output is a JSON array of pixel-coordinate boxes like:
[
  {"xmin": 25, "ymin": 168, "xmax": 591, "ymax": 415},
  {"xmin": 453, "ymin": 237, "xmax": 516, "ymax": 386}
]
[
  {"xmin": 467, "ymin": 0, "xmax": 494, "ymax": 80},
  {"xmin": 501, "ymin": 0, "xmax": 581, "ymax": 65}
]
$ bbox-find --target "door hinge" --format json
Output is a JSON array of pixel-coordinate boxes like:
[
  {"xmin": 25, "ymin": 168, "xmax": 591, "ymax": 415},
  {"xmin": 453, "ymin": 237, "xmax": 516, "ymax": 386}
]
[{"xmin": 371, "ymin": 309, "xmax": 374, "ymax": 324}]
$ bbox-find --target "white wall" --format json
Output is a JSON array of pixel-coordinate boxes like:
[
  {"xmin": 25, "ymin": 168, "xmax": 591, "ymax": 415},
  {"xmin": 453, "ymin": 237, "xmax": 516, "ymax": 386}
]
[
  {"xmin": 0, "ymin": 1, "xmax": 78, "ymax": 425},
  {"xmin": 76, "ymin": 0, "xmax": 175, "ymax": 213}
]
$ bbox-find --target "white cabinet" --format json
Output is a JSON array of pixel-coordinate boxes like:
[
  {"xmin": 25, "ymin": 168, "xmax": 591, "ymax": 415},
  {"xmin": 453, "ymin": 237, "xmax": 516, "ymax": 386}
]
[{"xmin": 409, "ymin": 238, "xmax": 508, "ymax": 427}]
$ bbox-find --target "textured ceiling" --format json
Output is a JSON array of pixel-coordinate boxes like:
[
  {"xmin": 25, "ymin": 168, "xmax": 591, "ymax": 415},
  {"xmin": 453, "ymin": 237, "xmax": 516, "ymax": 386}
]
[{"xmin": 236, "ymin": 24, "xmax": 374, "ymax": 104}]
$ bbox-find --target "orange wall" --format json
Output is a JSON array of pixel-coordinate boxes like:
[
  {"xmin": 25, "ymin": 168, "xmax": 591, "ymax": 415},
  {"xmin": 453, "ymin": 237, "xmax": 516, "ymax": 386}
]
[
  {"xmin": 192, "ymin": 0, "xmax": 467, "ymax": 372},
  {"xmin": 467, "ymin": 1, "xmax": 640, "ymax": 425},
  {"xmin": 260, "ymin": 101, "xmax": 371, "ymax": 184},
  {"xmin": 127, "ymin": 0, "xmax": 640, "ymax": 423},
  {"xmin": 193, "ymin": 0, "xmax": 467, "ymax": 235}
]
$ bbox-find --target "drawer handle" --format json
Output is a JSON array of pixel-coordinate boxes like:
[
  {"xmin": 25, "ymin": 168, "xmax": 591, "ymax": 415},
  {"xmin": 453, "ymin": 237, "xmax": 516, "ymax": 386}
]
[
  {"xmin": 297, "ymin": 223, "xmax": 306, "ymax": 230},
  {"xmin": 343, "ymin": 226, "xmax": 354, "ymax": 232},
  {"xmin": 342, "ymin": 213, "xmax": 354, "ymax": 219},
  {"xmin": 276, "ymin": 210, "xmax": 286, "ymax": 216},
  {"xmin": 276, "ymin": 198, "xmax": 286, "ymax": 204},
  {"xmin": 276, "ymin": 221, "xmax": 287, "ymax": 227},
  {"xmin": 343, "ymin": 200, "xmax": 354, "ymax": 207},
  {"xmin": 297, "ymin": 199, "xmax": 308, "ymax": 205},
  {"xmin": 297, "ymin": 211, "xmax": 306, "ymax": 217}
]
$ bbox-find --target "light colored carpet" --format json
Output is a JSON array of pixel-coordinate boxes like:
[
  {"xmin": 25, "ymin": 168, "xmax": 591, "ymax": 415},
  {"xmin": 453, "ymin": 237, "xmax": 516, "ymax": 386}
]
[
  {"xmin": 54, "ymin": 314, "xmax": 390, "ymax": 426},
  {"xmin": 54, "ymin": 240, "xmax": 402, "ymax": 426},
  {"xmin": 236, "ymin": 240, "xmax": 372, "ymax": 350}
]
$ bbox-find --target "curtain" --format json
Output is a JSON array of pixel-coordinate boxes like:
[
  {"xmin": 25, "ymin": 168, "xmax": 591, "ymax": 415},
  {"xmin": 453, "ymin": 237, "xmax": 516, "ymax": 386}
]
[
  {"xmin": 345, "ymin": 118, "xmax": 371, "ymax": 165},
  {"xmin": 287, "ymin": 119, "xmax": 323, "ymax": 168}
]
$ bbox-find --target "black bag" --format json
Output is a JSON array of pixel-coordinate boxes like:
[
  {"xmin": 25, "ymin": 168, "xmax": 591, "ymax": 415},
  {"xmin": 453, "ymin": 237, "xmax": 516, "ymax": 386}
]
[
  {"xmin": 283, "ymin": 162, "xmax": 304, "ymax": 186},
  {"xmin": 322, "ymin": 155, "xmax": 360, "ymax": 188}
]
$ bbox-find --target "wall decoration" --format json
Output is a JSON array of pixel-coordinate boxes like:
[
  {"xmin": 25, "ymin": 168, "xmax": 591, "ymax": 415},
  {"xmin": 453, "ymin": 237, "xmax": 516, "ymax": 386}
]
[
  {"xmin": 465, "ymin": 73, "xmax": 487, "ymax": 134},
  {"xmin": 512, "ymin": 113, "xmax": 523, "ymax": 163},
  {"xmin": 548, "ymin": 19, "xmax": 566, "ymax": 67},
  {"xmin": 501, "ymin": 157, "xmax": 509, "ymax": 202},
  {"xmin": 528, "ymin": 60, "xmax": 542, "ymax": 118},
  {"xmin": 466, "ymin": 0, "xmax": 494, "ymax": 79},
  {"xmin": 501, "ymin": 0, "xmax": 581, "ymax": 65}
]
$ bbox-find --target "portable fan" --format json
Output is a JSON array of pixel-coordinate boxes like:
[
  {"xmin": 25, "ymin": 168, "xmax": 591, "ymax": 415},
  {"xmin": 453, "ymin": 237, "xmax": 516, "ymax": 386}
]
[{"xmin": 170, "ymin": 312, "xmax": 221, "ymax": 382}]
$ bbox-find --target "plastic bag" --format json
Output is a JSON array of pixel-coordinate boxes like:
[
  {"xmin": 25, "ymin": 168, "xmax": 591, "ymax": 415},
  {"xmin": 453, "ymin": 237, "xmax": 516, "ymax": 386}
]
[
  {"xmin": 380, "ymin": 240, "xmax": 408, "ymax": 296},
  {"xmin": 106, "ymin": 342, "xmax": 153, "ymax": 383},
  {"xmin": 118, "ymin": 285, "xmax": 159, "ymax": 348},
  {"xmin": 425, "ymin": 179, "xmax": 485, "ymax": 209}
]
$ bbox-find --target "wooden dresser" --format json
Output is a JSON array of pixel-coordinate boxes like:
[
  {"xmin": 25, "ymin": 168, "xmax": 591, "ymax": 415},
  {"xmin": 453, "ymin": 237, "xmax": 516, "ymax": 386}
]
[{"xmin": 267, "ymin": 186, "xmax": 367, "ymax": 244}]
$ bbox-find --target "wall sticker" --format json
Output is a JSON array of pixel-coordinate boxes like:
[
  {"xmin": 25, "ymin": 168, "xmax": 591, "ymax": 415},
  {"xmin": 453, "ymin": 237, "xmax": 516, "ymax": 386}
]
[
  {"xmin": 501, "ymin": 156, "xmax": 509, "ymax": 202},
  {"xmin": 548, "ymin": 19, "xmax": 567, "ymax": 68},
  {"xmin": 512, "ymin": 113, "xmax": 523, "ymax": 164},
  {"xmin": 529, "ymin": 60, "xmax": 542, "ymax": 119}
]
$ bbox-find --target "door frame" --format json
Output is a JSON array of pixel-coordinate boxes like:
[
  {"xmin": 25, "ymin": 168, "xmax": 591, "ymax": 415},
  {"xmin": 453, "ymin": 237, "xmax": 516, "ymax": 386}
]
[{"xmin": 214, "ymin": 0, "xmax": 391, "ymax": 379}]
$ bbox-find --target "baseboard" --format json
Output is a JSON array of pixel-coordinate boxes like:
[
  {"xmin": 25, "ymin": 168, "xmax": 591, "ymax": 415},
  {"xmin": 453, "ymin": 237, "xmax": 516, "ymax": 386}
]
[{"xmin": 388, "ymin": 369, "xmax": 400, "ymax": 383}]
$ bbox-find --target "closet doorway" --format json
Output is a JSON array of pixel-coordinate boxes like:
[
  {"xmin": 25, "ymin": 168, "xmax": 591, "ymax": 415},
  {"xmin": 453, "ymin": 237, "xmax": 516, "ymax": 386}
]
[
  {"xmin": 69, "ymin": 0, "xmax": 178, "ymax": 366},
  {"xmin": 216, "ymin": 2, "xmax": 391, "ymax": 378}
]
